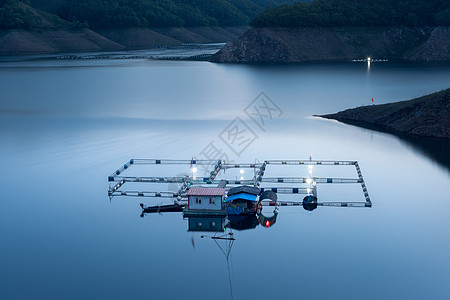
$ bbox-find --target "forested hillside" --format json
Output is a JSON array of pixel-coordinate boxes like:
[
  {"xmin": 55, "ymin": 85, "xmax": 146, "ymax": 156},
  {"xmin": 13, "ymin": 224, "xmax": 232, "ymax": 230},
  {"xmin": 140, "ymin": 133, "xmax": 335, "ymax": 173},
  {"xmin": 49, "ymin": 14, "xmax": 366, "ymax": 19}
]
[
  {"xmin": 251, "ymin": 0, "xmax": 450, "ymax": 27},
  {"xmin": 0, "ymin": 0, "xmax": 299, "ymax": 30},
  {"xmin": 0, "ymin": 0, "xmax": 70, "ymax": 29},
  {"xmin": 5, "ymin": 0, "xmax": 450, "ymax": 30}
]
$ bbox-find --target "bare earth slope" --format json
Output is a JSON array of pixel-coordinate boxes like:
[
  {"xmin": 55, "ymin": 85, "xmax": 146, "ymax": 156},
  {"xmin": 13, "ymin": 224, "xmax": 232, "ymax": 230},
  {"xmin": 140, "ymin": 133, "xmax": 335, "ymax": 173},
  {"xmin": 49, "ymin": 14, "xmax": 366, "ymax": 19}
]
[
  {"xmin": 0, "ymin": 2, "xmax": 250, "ymax": 55},
  {"xmin": 410, "ymin": 27, "xmax": 450, "ymax": 61},
  {"xmin": 319, "ymin": 89, "xmax": 450, "ymax": 139},
  {"xmin": 0, "ymin": 29, "xmax": 125, "ymax": 54},
  {"xmin": 0, "ymin": 26, "xmax": 249, "ymax": 55},
  {"xmin": 96, "ymin": 28, "xmax": 181, "ymax": 49},
  {"xmin": 0, "ymin": 2, "xmax": 124, "ymax": 54}
]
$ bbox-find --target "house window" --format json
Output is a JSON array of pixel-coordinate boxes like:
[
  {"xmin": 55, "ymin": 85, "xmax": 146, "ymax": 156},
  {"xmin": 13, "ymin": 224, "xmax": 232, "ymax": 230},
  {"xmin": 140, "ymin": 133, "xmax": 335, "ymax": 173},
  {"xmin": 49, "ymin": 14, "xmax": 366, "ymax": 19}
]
[
  {"xmin": 195, "ymin": 197, "xmax": 201, "ymax": 204},
  {"xmin": 209, "ymin": 197, "xmax": 215, "ymax": 205}
]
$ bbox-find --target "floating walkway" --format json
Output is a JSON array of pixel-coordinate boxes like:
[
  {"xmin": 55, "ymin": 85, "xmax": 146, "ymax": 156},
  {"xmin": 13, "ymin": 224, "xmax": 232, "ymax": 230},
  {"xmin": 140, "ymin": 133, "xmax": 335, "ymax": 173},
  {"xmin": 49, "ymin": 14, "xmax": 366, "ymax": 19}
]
[
  {"xmin": 108, "ymin": 158, "xmax": 372, "ymax": 209},
  {"xmin": 56, "ymin": 44, "xmax": 224, "ymax": 61}
]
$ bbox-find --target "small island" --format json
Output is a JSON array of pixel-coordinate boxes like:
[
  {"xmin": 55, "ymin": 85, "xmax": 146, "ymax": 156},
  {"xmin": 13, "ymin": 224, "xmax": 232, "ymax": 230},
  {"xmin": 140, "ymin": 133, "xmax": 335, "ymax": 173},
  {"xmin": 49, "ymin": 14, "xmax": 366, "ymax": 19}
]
[{"xmin": 318, "ymin": 89, "xmax": 450, "ymax": 139}]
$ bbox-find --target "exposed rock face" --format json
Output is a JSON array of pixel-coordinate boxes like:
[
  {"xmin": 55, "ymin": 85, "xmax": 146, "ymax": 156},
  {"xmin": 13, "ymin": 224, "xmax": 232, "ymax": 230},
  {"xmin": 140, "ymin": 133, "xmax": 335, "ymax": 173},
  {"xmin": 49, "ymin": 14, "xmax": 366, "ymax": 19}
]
[
  {"xmin": 211, "ymin": 26, "xmax": 450, "ymax": 63},
  {"xmin": 410, "ymin": 27, "xmax": 450, "ymax": 61},
  {"xmin": 211, "ymin": 28, "xmax": 296, "ymax": 63},
  {"xmin": 319, "ymin": 89, "xmax": 450, "ymax": 139}
]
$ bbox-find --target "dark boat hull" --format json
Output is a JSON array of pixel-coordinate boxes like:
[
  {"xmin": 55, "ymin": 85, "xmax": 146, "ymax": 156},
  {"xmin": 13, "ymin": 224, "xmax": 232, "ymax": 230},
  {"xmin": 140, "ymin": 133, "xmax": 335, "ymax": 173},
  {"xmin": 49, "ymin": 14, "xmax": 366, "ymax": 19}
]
[{"xmin": 141, "ymin": 203, "xmax": 185, "ymax": 213}]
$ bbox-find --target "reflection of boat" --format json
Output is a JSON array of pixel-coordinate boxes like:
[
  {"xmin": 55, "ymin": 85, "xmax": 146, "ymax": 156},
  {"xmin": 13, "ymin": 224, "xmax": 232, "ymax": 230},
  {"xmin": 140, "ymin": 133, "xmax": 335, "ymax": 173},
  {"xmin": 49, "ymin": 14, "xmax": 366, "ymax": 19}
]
[
  {"xmin": 258, "ymin": 211, "xmax": 278, "ymax": 227},
  {"xmin": 257, "ymin": 190, "xmax": 278, "ymax": 227},
  {"xmin": 200, "ymin": 228, "xmax": 235, "ymax": 300},
  {"xmin": 225, "ymin": 186, "xmax": 260, "ymax": 215},
  {"xmin": 227, "ymin": 214, "xmax": 259, "ymax": 230},
  {"xmin": 140, "ymin": 202, "xmax": 185, "ymax": 213}
]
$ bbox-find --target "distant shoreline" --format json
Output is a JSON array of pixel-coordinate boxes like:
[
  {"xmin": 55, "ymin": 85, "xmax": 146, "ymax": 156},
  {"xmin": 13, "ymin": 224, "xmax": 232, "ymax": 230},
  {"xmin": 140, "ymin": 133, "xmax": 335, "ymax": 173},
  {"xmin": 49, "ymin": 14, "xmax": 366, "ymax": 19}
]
[{"xmin": 0, "ymin": 27, "xmax": 248, "ymax": 56}]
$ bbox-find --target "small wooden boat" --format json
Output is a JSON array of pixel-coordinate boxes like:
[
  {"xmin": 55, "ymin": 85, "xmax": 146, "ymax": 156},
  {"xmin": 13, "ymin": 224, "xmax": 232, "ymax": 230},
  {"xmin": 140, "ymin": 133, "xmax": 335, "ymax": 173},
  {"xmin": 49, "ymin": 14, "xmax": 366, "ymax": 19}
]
[{"xmin": 140, "ymin": 203, "xmax": 185, "ymax": 213}]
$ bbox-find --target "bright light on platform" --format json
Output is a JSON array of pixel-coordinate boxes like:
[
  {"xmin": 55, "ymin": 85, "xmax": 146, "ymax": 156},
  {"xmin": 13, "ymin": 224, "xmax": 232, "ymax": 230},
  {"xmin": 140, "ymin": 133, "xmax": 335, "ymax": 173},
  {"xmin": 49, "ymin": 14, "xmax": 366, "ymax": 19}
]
[
  {"xmin": 192, "ymin": 167, "xmax": 197, "ymax": 173},
  {"xmin": 367, "ymin": 57, "xmax": 371, "ymax": 62},
  {"xmin": 306, "ymin": 178, "xmax": 312, "ymax": 184},
  {"xmin": 240, "ymin": 176, "xmax": 244, "ymax": 181},
  {"xmin": 240, "ymin": 169, "xmax": 245, "ymax": 174}
]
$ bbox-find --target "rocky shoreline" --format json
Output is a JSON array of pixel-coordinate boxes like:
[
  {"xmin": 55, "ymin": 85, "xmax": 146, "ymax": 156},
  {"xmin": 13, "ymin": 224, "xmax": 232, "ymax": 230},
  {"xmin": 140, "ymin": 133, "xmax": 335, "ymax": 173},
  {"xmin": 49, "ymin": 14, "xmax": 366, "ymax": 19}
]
[
  {"xmin": 211, "ymin": 26, "xmax": 450, "ymax": 63},
  {"xmin": 318, "ymin": 89, "xmax": 450, "ymax": 139}
]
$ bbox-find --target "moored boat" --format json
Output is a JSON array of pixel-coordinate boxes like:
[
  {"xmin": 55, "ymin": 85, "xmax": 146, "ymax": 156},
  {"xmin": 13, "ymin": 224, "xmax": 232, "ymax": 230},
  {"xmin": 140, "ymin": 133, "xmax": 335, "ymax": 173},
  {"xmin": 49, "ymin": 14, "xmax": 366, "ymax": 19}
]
[
  {"xmin": 140, "ymin": 202, "xmax": 185, "ymax": 213},
  {"xmin": 225, "ymin": 186, "xmax": 260, "ymax": 215}
]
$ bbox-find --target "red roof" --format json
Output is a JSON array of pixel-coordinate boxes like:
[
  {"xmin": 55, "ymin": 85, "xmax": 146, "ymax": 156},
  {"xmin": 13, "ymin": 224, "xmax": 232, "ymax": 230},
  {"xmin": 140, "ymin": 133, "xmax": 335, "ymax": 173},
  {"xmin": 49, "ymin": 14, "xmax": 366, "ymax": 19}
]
[{"xmin": 187, "ymin": 188, "xmax": 226, "ymax": 196}]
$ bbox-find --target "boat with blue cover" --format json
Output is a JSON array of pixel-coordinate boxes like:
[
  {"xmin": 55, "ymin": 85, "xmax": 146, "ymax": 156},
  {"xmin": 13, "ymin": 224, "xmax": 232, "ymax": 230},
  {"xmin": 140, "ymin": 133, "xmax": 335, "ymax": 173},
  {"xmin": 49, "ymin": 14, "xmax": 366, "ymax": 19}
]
[{"xmin": 225, "ymin": 186, "xmax": 260, "ymax": 215}]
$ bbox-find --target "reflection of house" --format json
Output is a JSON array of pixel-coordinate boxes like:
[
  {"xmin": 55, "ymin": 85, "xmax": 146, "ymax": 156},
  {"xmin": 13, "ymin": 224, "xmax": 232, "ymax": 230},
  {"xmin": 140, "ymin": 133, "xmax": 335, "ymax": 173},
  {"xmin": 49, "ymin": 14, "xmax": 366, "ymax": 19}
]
[
  {"xmin": 187, "ymin": 217, "xmax": 226, "ymax": 232},
  {"xmin": 186, "ymin": 187, "xmax": 226, "ymax": 211}
]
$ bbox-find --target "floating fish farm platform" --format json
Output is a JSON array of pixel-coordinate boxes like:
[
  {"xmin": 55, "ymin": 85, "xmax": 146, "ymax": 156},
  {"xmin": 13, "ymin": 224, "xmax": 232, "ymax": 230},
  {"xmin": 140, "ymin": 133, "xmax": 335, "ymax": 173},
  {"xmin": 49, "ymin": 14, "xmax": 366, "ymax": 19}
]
[{"xmin": 108, "ymin": 159, "xmax": 372, "ymax": 208}]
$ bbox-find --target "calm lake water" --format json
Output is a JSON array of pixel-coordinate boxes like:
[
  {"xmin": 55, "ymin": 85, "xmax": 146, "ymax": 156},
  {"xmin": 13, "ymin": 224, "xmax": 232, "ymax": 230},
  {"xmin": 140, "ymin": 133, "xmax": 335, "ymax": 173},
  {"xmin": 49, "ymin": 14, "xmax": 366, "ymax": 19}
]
[{"xmin": 1, "ymin": 58, "xmax": 450, "ymax": 300}]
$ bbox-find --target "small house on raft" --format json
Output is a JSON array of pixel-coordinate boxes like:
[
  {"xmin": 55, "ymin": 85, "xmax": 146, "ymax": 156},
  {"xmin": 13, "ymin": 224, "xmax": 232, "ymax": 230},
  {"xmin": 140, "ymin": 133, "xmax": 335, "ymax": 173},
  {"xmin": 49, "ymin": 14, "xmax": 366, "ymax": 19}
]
[{"xmin": 184, "ymin": 187, "xmax": 227, "ymax": 216}]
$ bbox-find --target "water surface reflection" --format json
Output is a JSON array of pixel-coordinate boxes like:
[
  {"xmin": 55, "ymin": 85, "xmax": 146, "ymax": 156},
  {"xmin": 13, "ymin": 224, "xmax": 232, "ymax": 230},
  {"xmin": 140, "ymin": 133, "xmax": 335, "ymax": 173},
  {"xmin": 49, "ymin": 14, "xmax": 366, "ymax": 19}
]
[{"xmin": 2, "ymin": 60, "xmax": 450, "ymax": 300}]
